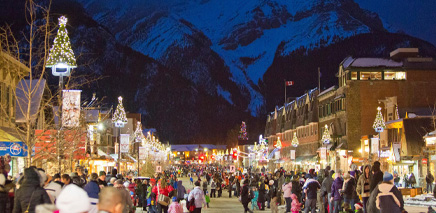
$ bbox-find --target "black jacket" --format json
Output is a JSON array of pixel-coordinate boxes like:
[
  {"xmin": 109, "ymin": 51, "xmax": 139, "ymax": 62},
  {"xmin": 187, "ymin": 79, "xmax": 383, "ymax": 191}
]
[
  {"xmin": 370, "ymin": 171, "xmax": 383, "ymax": 193},
  {"xmin": 258, "ymin": 182, "xmax": 266, "ymax": 203},
  {"xmin": 343, "ymin": 177, "xmax": 357, "ymax": 199},
  {"xmin": 13, "ymin": 169, "xmax": 51, "ymax": 213},
  {"xmin": 240, "ymin": 184, "xmax": 250, "ymax": 204}
]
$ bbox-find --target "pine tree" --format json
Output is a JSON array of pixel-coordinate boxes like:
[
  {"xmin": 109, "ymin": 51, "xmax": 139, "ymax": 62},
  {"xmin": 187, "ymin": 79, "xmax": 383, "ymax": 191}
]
[
  {"xmin": 112, "ymin": 96, "xmax": 128, "ymax": 127},
  {"xmin": 373, "ymin": 107, "xmax": 386, "ymax": 132},
  {"xmin": 292, "ymin": 132, "xmax": 299, "ymax": 147},
  {"xmin": 238, "ymin": 121, "xmax": 248, "ymax": 140},
  {"xmin": 46, "ymin": 16, "xmax": 77, "ymax": 68},
  {"xmin": 321, "ymin": 125, "xmax": 332, "ymax": 144}
]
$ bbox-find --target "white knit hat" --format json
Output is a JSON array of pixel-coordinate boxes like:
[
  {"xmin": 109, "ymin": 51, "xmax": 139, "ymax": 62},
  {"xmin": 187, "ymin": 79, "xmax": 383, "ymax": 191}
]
[{"xmin": 56, "ymin": 184, "xmax": 91, "ymax": 213}]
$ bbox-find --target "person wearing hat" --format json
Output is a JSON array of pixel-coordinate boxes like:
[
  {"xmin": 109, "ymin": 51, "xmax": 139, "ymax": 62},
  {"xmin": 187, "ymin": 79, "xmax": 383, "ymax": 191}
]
[
  {"xmin": 354, "ymin": 202, "xmax": 364, "ymax": 213},
  {"xmin": 367, "ymin": 172, "xmax": 404, "ymax": 213},
  {"xmin": 168, "ymin": 196, "xmax": 182, "ymax": 213},
  {"xmin": 56, "ymin": 184, "xmax": 91, "ymax": 213},
  {"xmin": 268, "ymin": 179, "xmax": 278, "ymax": 213},
  {"xmin": 98, "ymin": 171, "xmax": 107, "ymax": 187},
  {"xmin": 283, "ymin": 177, "xmax": 292, "ymax": 213}
]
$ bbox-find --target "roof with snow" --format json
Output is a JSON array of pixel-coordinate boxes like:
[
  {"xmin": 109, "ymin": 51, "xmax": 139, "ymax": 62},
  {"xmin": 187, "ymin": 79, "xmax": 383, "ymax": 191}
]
[
  {"xmin": 15, "ymin": 79, "xmax": 46, "ymax": 123},
  {"xmin": 342, "ymin": 56, "xmax": 403, "ymax": 69}
]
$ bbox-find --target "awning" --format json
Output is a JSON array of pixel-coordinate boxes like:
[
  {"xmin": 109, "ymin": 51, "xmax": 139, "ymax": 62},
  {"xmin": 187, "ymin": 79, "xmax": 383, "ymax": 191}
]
[{"xmin": 0, "ymin": 128, "xmax": 27, "ymax": 157}]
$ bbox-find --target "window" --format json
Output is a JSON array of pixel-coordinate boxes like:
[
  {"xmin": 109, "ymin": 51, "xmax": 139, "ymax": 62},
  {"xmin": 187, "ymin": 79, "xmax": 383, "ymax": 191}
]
[
  {"xmin": 384, "ymin": 71, "xmax": 406, "ymax": 80},
  {"xmin": 351, "ymin": 72, "xmax": 358, "ymax": 80},
  {"xmin": 360, "ymin": 72, "xmax": 382, "ymax": 80}
]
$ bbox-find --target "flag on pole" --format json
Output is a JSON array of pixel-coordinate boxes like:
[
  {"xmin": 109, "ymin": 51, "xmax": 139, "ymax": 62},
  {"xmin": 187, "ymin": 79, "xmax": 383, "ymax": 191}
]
[{"xmin": 285, "ymin": 81, "xmax": 294, "ymax": 86}]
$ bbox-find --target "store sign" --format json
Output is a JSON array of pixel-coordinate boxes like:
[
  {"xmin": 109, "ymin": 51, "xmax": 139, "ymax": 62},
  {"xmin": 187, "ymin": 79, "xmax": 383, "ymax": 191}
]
[
  {"xmin": 120, "ymin": 134, "xmax": 130, "ymax": 153},
  {"xmin": 290, "ymin": 150, "xmax": 295, "ymax": 160},
  {"xmin": 0, "ymin": 142, "xmax": 28, "ymax": 157},
  {"xmin": 422, "ymin": 158, "xmax": 428, "ymax": 164},
  {"xmin": 380, "ymin": 150, "xmax": 391, "ymax": 158},
  {"xmin": 62, "ymin": 90, "xmax": 81, "ymax": 127},
  {"xmin": 139, "ymin": 147, "xmax": 146, "ymax": 160},
  {"xmin": 371, "ymin": 138, "xmax": 379, "ymax": 154}
]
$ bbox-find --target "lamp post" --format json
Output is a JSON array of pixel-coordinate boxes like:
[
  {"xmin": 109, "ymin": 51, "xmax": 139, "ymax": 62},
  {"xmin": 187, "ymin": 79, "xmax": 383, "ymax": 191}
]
[
  {"xmin": 134, "ymin": 121, "xmax": 143, "ymax": 176},
  {"xmin": 112, "ymin": 96, "xmax": 128, "ymax": 173},
  {"xmin": 321, "ymin": 125, "xmax": 331, "ymax": 167},
  {"xmin": 373, "ymin": 107, "xmax": 386, "ymax": 161},
  {"xmin": 46, "ymin": 16, "xmax": 77, "ymax": 173}
]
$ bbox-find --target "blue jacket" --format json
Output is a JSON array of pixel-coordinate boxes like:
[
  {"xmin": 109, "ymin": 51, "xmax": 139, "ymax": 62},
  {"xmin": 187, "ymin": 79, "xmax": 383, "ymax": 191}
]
[
  {"xmin": 302, "ymin": 178, "xmax": 320, "ymax": 199},
  {"xmin": 331, "ymin": 177, "xmax": 343, "ymax": 201},
  {"xmin": 84, "ymin": 180, "xmax": 100, "ymax": 199},
  {"xmin": 367, "ymin": 182, "xmax": 404, "ymax": 213}
]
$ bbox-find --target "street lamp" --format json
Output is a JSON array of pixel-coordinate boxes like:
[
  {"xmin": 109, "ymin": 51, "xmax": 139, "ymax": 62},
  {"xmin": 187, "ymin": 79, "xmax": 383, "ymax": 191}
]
[
  {"xmin": 112, "ymin": 96, "xmax": 128, "ymax": 172},
  {"xmin": 373, "ymin": 106, "xmax": 386, "ymax": 161},
  {"xmin": 292, "ymin": 132, "xmax": 299, "ymax": 147},
  {"xmin": 322, "ymin": 125, "xmax": 331, "ymax": 144},
  {"xmin": 134, "ymin": 121, "xmax": 143, "ymax": 176},
  {"xmin": 46, "ymin": 16, "xmax": 77, "ymax": 173}
]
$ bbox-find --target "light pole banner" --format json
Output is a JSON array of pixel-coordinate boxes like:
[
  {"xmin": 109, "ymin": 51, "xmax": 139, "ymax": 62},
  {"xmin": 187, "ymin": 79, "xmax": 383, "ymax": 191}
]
[
  {"xmin": 120, "ymin": 134, "xmax": 130, "ymax": 153},
  {"xmin": 320, "ymin": 148, "xmax": 327, "ymax": 160},
  {"xmin": 371, "ymin": 138, "xmax": 379, "ymax": 154},
  {"xmin": 393, "ymin": 143, "xmax": 401, "ymax": 162},
  {"xmin": 290, "ymin": 150, "xmax": 295, "ymax": 160},
  {"xmin": 139, "ymin": 147, "xmax": 146, "ymax": 160},
  {"xmin": 62, "ymin": 90, "xmax": 81, "ymax": 127}
]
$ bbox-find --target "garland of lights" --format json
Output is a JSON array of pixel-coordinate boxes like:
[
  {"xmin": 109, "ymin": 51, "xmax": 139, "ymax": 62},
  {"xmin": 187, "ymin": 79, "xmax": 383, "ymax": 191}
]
[
  {"xmin": 321, "ymin": 124, "xmax": 331, "ymax": 144},
  {"xmin": 238, "ymin": 121, "xmax": 248, "ymax": 140},
  {"xmin": 46, "ymin": 16, "xmax": 77, "ymax": 68},
  {"xmin": 291, "ymin": 132, "xmax": 299, "ymax": 147},
  {"xmin": 373, "ymin": 107, "xmax": 386, "ymax": 132},
  {"xmin": 112, "ymin": 96, "xmax": 128, "ymax": 127}
]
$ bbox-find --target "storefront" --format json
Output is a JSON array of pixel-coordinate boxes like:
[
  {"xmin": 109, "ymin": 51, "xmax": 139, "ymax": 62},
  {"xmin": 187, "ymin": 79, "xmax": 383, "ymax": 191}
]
[{"xmin": 0, "ymin": 129, "xmax": 27, "ymax": 176}]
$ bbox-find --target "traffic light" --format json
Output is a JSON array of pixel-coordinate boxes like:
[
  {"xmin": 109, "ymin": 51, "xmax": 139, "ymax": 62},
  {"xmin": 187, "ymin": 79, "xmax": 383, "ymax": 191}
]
[{"xmin": 232, "ymin": 149, "xmax": 238, "ymax": 160}]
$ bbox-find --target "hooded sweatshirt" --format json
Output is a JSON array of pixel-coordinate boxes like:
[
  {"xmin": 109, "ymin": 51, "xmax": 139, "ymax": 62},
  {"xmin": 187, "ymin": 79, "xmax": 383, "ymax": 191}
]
[
  {"xmin": 177, "ymin": 180, "xmax": 186, "ymax": 200},
  {"xmin": 13, "ymin": 168, "xmax": 51, "ymax": 213}
]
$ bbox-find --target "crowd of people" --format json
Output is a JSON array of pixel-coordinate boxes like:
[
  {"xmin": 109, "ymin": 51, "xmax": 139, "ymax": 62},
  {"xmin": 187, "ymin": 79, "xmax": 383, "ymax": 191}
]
[{"xmin": 1, "ymin": 161, "xmax": 435, "ymax": 213}]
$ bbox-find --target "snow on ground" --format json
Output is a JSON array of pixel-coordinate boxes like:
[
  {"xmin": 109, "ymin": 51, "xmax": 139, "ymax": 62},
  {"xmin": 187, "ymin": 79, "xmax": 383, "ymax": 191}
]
[{"xmin": 405, "ymin": 193, "xmax": 436, "ymax": 207}]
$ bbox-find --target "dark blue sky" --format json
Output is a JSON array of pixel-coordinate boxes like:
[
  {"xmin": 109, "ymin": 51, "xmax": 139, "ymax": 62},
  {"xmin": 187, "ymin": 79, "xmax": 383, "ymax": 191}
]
[{"xmin": 355, "ymin": 0, "xmax": 436, "ymax": 46}]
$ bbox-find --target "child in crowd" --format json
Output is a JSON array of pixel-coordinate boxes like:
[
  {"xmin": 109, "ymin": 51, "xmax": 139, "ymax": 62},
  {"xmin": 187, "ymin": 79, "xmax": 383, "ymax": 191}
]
[
  {"xmin": 190, "ymin": 176, "xmax": 194, "ymax": 185},
  {"xmin": 168, "ymin": 196, "xmax": 183, "ymax": 213},
  {"xmin": 291, "ymin": 194, "xmax": 302, "ymax": 213},
  {"xmin": 205, "ymin": 191, "xmax": 210, "ymax": 208},
  {"xmin": 251, "ymin": 187, "xmax": 259, "ymax": 210},
  {"xmin": 354, "ymin": 203, "xmax": 364, "ymax": 213}
]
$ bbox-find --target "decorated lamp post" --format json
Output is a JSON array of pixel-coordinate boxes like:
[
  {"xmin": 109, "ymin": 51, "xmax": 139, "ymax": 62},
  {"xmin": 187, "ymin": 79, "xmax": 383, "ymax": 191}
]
[
  {"xmin": 292, "ymin": 132, "xmax": 299, "ymax": 147},
  {"xmin": 373, "ymin": 107, "xmax": 386, "ymax": 161},
  {"xmin": 134, "ymin": 121, "xmax": 143, "ymax": 176},
  {"xmin": 322, "ymin": 125, "xmax": 331, "ymax": 144},
  {"xmin": 46, "ymin": 16, "xmax": 77, "ymax": 172},
  {"xmin": 112, "ymin": 96, "xmax": 128, "ymax": 172}
]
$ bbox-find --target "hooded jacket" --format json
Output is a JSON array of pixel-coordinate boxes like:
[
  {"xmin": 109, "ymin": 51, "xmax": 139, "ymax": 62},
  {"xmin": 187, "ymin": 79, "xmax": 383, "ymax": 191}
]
[
  {"xmin": 282, "ymin": 182, "xmax": 292, "ymax": 198},
  {"xmin": 176, "ymin": 181, "xmax": 186, "ymax": 200},
  {"xmin": 302, "ymin": 178, "xmax": 320, "ymax": 199},
  {"xmin": 331, "ymin": 176, "xmax": 344, "ymax": 201},
  {"xmin": 367, "ymin": 182, "xmax": 404, "ymax": 213},
  {"xmin": 13, "ymin": 168, "xmax": 51, "ymax": 213},
  {"xmin": 370, "ymin": 164, "xmax": 383, "ymax": 193},
  {"xmin": 321, "ymin": 170, "xmax": 334, "ymax": 194},
  {"xmin": 84, "ymin": 180, "xmax": 100, "ymax": 199}
]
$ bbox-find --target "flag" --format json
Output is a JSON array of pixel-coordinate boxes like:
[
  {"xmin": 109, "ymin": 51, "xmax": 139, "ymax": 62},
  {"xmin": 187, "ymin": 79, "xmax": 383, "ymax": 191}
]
[{"xmin": 285, "ymin": 81, "xmax": 294, "ymax": 86}]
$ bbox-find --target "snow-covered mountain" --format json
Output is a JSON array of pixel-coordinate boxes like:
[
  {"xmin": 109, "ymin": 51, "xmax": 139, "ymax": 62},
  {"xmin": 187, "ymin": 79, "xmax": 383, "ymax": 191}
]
[{"xmin": 75, "ymin": 0, "xmax": 395, "ymax": 115}]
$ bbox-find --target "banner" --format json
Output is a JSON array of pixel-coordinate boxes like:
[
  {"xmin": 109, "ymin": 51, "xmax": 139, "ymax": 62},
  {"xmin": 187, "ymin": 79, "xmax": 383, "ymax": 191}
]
[
  {"xmin": 139, "ymin": 147, "xmax": 146, "ymax": 160},
  {"xmin": 120, "ymin": 134, "xmax": 130, "ymax": 153},
  {"xmin": 62, "ymin": 90, "xmax": 81, "ymax": 127},
  {"xmin": 275, "ymin": 150, "xmax": 280, "ymax": 159},
  {"xmin": 371, "ymin": 138, "xmax": 379, "ymax": 154},
  {"xmin": 393, "ymin": 143, "xmax": 401, "ymax": 162},
  {"xmin": 320, "ymin": 148, "xmax": 327, "ymax": 160},
  {"xmin": 290, "ymin": 150, "xmax": 295, "ymax": 160},
  {"xmin": 0, "ymin": 142, "xmax": 28, "ymax": 157}
]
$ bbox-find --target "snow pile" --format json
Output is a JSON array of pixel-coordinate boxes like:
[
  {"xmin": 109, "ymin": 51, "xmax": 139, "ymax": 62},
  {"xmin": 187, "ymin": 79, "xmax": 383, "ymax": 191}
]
[{"xmin": 404, "ymin": 193, "xmax": 436, "ymax": 207}]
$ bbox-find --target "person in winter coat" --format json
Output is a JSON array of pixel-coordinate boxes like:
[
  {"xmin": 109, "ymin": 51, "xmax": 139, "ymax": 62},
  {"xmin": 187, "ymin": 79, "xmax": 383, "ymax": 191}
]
[
  {"xmin": 176, "ymin": 181, "xmax": 186, "ymax": 201},
  {"xmin": 291, "ymin": 175, "xmax": 302, "ymax": 203},
  {"xmin": 235, "ymin": 179, "xmax": 241, "ymax": 197},
  {"xmin": 302, "ymin": 175, "xmax": 321, "ymax": 213},
  {"xmin": 269, "ymin": 180, "xmax": 278, "ymax": 213},
  {"xmin": 321, "ymin": 170, "xmax": 334, "ymax": 212},
  {"xmin": 44, "ymin": 174, "xmax": 62, "ymax": 204},
  {"xmin": 202, "ymin": 180, "xmax": 208, "ymax": 195},
  {"xmin": 152, "ymin": 179, "xmax": 174, "ymax": 213},
  {"xmin": 168, "ymin": 197, "xmax": 183, "ymax": 213},
  {"xmin": 290, "ymin": 194, "xmax": 302, "ymax": 213},
  {"xmin": 56, "ymin": 183, "xmax": 91, "ymax": 213},
  {"xmin": 240, "ymin": 179, "xmax": 253, "ymax": 213},
  {"xmin": 409, "ymin": 173, "xmax": 417, "ymax": 188},
  {"xmin": 370, "ymin": 161, "xmax": 383, "ymax": 193},
  {"xmin": 258, "ymin": 177, "xmax": 267, "ymax": 210},
  {"xmin": 367, "ymin": 172, "xmax": 404, "ymax": 213},
  {"xmin": 84, "ymin": 173, "xmax": 100, "ymax": 213},
  {"xmin": 282, "ymin": 178, "xmax": 293, "ymax": 213},
  {"xmin": 187, "ymin": 181, "xmax": 207, "ymax": 213},
  {"xmin": 251, "ymin": 187, "xmax": 259, "ymax": 210},
  {"xmin": 356, "ymin": 165, "xmax": 372, "ymax": 213},
  {"xmin": 342, "ymin": 172, "xmax": 357, "ymax": 211},
  {"xmin": 330, "ymin": 173, "xmax": 344, "ymax": 213},
  {"xmin": 210, "ymin": 179, "xmax": 216, "ymax": 198},
  {"xmin": 13, "ymin": 168, "xmax": 51, "ymax": 213}
]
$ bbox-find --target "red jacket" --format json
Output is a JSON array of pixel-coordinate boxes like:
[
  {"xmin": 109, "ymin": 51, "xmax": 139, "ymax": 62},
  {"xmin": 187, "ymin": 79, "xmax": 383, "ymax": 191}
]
[{"xmin": 152, "ymin": 184, "xmax": 174, "ymax": 197}]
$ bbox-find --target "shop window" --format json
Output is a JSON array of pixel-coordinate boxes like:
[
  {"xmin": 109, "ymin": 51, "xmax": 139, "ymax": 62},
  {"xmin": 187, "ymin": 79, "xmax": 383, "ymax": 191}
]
[
  {"xmin": 351, "ymin": 72, "xmax": 358, "ymax": 80},
  {"xmin": 360, "ymin": 72, "xmax": 382, "ymax": 80},
  {"xmin": 384, "ymin": 71, "xmax": 406, "ymax": 80}
]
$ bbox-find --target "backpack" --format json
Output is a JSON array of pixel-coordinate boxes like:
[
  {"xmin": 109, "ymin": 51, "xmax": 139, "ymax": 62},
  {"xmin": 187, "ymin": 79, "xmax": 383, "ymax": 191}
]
[{"xmin": 187, "ymin": 197, "xmax": 195, "ymax": 212}]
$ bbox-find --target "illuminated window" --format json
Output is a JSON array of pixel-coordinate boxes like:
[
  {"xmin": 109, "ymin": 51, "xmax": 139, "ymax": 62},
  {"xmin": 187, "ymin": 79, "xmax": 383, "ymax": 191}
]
[
  {"xmin": 360, "ymin": 72, "xmax": 382, "ymax": 80},
  {"xmin": 351, "ymin": 72, "xmax": 358, "ymax": 80},
  {"xmin": 384, "ymin": 71, "xmax": 406, "ymax": 80}
]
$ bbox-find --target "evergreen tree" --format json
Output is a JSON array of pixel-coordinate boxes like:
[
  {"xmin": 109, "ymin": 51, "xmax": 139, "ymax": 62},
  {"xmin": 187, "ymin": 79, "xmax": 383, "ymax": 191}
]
[
  {"xmin": 46, "ymin": 16, "xmax": 77, "ymax": 68},
  {"xmin": 112, "ymin": 96, "xmax": 128, "ymax": 127}
]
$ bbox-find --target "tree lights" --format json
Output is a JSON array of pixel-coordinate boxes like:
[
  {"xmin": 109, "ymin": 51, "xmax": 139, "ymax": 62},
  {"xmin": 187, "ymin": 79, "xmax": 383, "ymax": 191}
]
[
  {"xmin": 373, "ymin": 107, "xmax": 386, "ymax": 133},
  {"xmin": 112, "ymin": 96, "xmax": 128, "ymax": 128},
  {"xmin": 292, "ymin": 132, "xmax": 299, "ymax": 147},
  {"xmin": 238, "ymin": 121, "xmax": 248, "ymax": 140},
  {"xmin": 46, "ymin": 16, "xmax": 76, "ymax": 76},
  {"xmin": 322, "ymin": 124, "xmax": 332, "ymax": 144}
]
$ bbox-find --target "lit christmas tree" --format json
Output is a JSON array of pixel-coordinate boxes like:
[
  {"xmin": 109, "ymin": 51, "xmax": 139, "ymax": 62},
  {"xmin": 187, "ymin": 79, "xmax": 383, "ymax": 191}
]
[
  {"xmin": 373, "ymin": 107, "xmax": 386, "ymax": 132},
  {"xmin": 238, "ymin": 121, "xmax": 248, "ymax": 140},
  {"xmin": 322, "ymin": 125, "xmax": 332, "ymax": 144},
  {"xmin": 275, "ymin": 137, "xmax": 282, "ymax": 148},
  {"xmin": 292, "ymin": 132, "xmax": 299, "ymax": 147},
  {"xmin": 46, "ymin": 16, "xmax": 77, "ymax": 68},
  {"xmin": 112, "ymin": 96, "xmax": 128, "ymax": 127}
]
